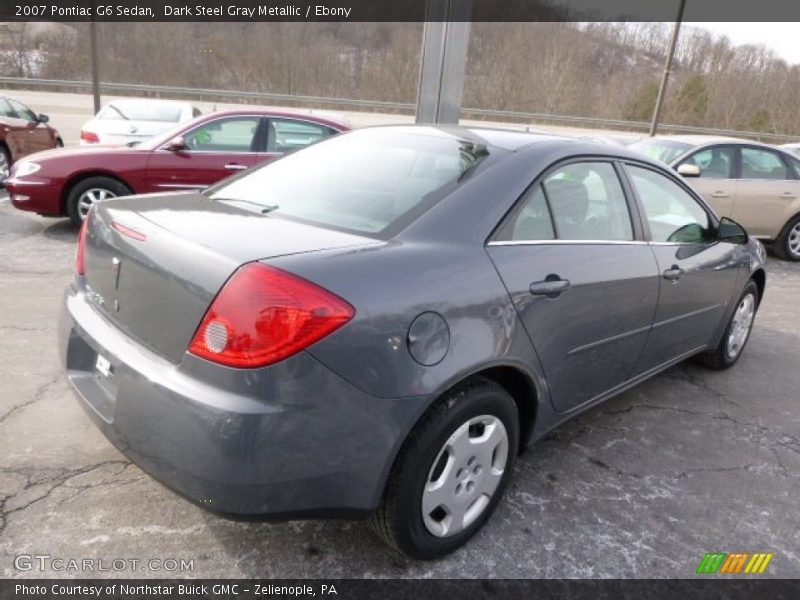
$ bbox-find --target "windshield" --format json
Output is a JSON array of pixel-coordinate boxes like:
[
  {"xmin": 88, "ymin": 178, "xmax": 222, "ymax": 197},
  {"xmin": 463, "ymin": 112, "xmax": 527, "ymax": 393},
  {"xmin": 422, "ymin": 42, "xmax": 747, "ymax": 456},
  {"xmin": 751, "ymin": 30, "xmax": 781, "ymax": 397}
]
[
  {"xmin": 630, "ymin": 140, "xmax": 694, "ymax": 164},
  {"xmin": 101, "ymin": 101, "xmax": 185, "ymax": 122},
  {"xmin": 206, "ymin": 129, "xmax": 496, "ymax": 237}
]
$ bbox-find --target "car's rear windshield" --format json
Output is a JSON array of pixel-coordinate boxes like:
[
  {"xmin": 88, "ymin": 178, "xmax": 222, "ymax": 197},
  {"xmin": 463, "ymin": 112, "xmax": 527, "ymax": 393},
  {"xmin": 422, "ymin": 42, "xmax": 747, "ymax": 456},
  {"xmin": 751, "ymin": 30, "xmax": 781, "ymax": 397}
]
[
  {"xmin": 101, "ymin": 102, "xmax": 184, "ymax": 122},
  {"xmin": 206, "ymin": 129, "xmax": 498, "ymax": 238},
  {"xmin": 630, "ymin": 140, "xmax": 693, "ymax": 164}
]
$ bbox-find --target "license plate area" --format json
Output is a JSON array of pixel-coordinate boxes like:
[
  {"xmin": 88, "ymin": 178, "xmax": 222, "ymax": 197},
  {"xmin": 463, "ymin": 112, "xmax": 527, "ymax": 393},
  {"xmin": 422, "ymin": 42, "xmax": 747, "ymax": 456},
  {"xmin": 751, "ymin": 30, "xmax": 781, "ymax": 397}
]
[{"xmin": 94, "ymin": 352, "xmax": 119, "ymax": 399}]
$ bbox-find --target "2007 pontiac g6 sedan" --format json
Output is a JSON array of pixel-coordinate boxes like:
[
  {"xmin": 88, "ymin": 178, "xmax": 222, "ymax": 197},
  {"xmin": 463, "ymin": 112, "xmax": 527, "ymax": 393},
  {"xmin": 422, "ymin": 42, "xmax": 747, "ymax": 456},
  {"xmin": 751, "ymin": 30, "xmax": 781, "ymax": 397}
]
[{"xmin": 60, "ymin": 126, "xmax": 766, "ymax": 559}]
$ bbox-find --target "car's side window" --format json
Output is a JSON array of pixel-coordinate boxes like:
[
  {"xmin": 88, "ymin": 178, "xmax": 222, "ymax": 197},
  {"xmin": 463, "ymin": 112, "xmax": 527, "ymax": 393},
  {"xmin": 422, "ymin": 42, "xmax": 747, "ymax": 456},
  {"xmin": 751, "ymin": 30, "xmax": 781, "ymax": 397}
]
[
  {"xmin": 740, "ymin": 147, "xmax": 791, "ymax": 180},
  {"xmin": 0, "ymin": 99, "xmax": 15, "ymax": 118},
  {"xmin": 267, "ymin": 119, "xmax": 335, "ymax": 153},
  {"xmin": 8, "ymin": 99, "xmax": 37, "ymax": 122},
  {"xmin": 679, "ymin": 146, "xmax": 735, "ymax": 179},
  {"xmin": 495, "ymin": 161, "xmax": 633, "ymax": 242},
  {"xmin": 626, "ymin": 165, "xmax": 713, "ymax": 244},
  {"xmin": 543, "ymin": 162, "xmax": 633, "ymax": 241},
  {"xmin": 494, "ymin": 184, "xmax": 555, "ymax": 242},
  {"xmin": 183, "ymin": 117, "xmax": 261, "ymax": 153}
]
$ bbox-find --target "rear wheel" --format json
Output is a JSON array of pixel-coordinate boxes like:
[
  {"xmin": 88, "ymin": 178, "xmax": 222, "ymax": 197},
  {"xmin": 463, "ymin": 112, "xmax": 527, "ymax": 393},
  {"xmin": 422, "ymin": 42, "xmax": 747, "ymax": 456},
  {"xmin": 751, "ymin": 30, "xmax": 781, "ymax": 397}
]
[
  {"xmin": 774, "ymin": 214, "xmax": 800, "ymax": 261},
  {"xmin": 66, "ymin": 176, "xmax": 132, "ymax": 227},
  {"xmin": 371, "ymin": 378, "xmax": 519, "ymax": 560},
  {"xmin": 695, "ymin": 281, "xmax": 758, "ymax": 370}
]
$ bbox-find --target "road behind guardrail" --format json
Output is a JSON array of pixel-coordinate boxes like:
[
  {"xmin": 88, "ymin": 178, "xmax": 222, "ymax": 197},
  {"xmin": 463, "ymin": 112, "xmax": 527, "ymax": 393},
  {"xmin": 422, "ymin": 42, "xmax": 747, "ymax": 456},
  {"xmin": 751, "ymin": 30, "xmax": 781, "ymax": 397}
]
[{"xmin": 2, "ymin": 76, "xmax": 797, "ymax": 145}]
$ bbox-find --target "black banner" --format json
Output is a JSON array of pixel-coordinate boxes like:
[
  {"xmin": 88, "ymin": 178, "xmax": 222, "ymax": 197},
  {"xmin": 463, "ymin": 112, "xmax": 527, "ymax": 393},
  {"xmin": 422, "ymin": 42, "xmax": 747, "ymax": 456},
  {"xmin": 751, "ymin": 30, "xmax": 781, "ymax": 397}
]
[
  {"xmin": 2, "ymin": 0, "xmax": 800, "ymax": 22},
  {"xmin": 3, "ymin": 580, "xmax": 800, "ymax": 600}
]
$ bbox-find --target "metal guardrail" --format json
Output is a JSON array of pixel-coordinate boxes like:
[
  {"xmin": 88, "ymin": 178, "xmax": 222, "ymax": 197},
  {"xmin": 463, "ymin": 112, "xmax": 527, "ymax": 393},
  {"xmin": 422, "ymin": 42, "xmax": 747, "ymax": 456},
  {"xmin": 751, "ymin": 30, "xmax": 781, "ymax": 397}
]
[{"xmin": 1, "ymin": 76, "xmax": 798, "ymax": 143}]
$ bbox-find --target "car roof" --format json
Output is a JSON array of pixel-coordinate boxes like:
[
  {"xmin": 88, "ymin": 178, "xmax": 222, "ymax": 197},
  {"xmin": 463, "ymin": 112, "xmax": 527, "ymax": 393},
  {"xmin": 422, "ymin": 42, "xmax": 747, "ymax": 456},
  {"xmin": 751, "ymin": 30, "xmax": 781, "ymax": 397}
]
[
  {"xmin": 645, "ymin": 134, "xmax": 787, "ymax": 152},
  {"xmin": 357, "ymin": 124, "xmax": 570, "ymax": 151}
]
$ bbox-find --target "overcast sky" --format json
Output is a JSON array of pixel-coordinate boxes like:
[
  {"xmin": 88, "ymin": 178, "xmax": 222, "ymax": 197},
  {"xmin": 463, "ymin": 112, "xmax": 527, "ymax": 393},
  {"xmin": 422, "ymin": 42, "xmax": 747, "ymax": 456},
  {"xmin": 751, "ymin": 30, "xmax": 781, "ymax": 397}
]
[{"xmin": 688, "ymin": 22, "xmax": 800, "ymax": 65}]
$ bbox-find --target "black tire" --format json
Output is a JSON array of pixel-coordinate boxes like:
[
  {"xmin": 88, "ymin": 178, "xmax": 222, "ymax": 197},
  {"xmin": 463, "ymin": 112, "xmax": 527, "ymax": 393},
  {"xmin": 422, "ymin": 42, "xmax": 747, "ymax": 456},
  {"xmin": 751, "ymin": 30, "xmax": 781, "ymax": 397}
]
[
  {"xmin": 371, "ymin": 377, "xmax": 519, "ymax": 560},
  {"xmin": 694, "ymin": 281, "xmax": 759, "ymax": 370},
  {"xmin": 0, "ymin": 144, "xmax": 11, "ymax": 184},
  {"xmin": 773, "ymin": 214, "xmax": 800, "ymax": 261},
  {"xmin": 55, "ymin": 138, "xmax": 64, "ymax": 148},
  {"xmin": 66, "ymin": 176, "xmax": 132, "ymax": 227}
]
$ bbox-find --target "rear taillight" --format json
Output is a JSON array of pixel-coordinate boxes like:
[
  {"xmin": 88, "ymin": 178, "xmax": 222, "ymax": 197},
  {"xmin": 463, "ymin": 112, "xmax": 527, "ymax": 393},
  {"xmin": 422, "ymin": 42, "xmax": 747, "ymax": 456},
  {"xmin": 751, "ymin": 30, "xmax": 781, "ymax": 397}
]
[
  {"xmin": 80, "ymin": 129, "xmax": 99, "ymax": 143},
  {"xmin": 188, "ymin": 263, "xmax": 354, "ymax": 368},
  {"xmin": 76, "ymin": 215, "xmax": 88, "ymax": 275}
]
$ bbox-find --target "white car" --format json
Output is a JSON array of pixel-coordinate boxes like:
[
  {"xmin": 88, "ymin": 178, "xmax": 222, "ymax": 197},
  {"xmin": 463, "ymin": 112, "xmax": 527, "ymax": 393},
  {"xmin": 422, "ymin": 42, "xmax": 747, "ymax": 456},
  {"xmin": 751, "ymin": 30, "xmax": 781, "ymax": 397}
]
[
  {"xmin": 80, "ymin": 99, "xmax": 200, "ymax": 146},
  {"xmin": 779, "ymin": 142, "xmax": 800, "ymax": 158}
]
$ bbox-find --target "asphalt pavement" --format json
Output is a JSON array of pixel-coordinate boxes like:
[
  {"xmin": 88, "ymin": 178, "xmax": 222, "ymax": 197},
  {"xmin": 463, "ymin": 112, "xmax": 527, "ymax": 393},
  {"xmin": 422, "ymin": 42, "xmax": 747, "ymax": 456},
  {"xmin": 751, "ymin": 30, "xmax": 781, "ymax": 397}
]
[{"xmin": 0, "ymin": 191, "xmax": 798, "ymax": 578}]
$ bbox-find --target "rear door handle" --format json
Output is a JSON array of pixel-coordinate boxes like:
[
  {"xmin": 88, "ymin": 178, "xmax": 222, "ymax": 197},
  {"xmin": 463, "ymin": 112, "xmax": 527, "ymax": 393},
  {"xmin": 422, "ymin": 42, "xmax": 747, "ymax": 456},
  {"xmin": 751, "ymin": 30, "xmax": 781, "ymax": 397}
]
[
  {"xmin": 663, "ymin": 266, "xmax": 684, "ymax": 281},
  {"xmin": 780, "ymin": 192, "xmax": 797, "ymax": 199},
  {"xmin": 224, "ymin": 163, "xmax": 248, "ymax": 171},
  {"xmin": 710, "ymin": 191, "xmax": 729, "ymax": 198},
  {"xmin": 530, "ymin": 276, "xmax": 570, "ymax": 298}
]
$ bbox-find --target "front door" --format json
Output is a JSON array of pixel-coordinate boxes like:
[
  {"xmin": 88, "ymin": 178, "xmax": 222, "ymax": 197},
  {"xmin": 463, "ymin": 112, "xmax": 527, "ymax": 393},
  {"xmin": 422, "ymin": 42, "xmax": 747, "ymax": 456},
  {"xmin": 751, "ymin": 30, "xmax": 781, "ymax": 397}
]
[
  {"xmin": 145, "ymin": 116, "xmax": 264, "ymax": 193},
  {"xmin": 623, "ymin": 163, "xmax": 743, "ymax": 373},
  {"xmin": 0, "ymin": 98, "xmax": 28, "ymax": 158},
  {"xmin": 487, "ymin": 160, "xmax": 660, "ymax": 413},
  {"xmin": 8, "ymin": 99, "xmax": 51, "ymax": 155}
]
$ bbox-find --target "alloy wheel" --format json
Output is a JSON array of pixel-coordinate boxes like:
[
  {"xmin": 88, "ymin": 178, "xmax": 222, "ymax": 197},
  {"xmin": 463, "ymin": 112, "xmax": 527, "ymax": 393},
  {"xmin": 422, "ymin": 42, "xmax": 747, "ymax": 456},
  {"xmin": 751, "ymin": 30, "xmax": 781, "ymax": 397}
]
[
  {"xmin": 0, "ymin": 152, "xmax": 9, "ymax": 181},
  {"xmin": 77, "ymin": 188, "xmax": 117, "ymax": 219},
  {"xmin": 788, "ymin": 221, "xmax": 800, "ymax": 258},
  {"xmin": 422, "ymin": 414, "xmax": 509, "ymax": 538},
  {"xmin": 726, "ymin": 293, "xmax": 756, "ymax": 360}
]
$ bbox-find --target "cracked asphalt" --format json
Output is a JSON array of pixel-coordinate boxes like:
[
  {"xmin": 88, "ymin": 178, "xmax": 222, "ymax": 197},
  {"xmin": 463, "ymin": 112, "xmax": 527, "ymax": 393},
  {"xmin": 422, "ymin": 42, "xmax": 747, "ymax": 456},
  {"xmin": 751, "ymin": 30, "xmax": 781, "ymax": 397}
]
[{"xmin": 1, "ymin": 192, "xmax": 798, "ymax": 578}]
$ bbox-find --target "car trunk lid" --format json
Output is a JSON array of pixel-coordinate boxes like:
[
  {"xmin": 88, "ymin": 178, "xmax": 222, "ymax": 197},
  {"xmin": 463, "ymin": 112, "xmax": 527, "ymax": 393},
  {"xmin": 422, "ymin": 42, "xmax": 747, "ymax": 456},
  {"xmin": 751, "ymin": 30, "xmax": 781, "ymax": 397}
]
[{"xmin": 83, "ymin": 192, "xmax": 379, "ymax": 363}]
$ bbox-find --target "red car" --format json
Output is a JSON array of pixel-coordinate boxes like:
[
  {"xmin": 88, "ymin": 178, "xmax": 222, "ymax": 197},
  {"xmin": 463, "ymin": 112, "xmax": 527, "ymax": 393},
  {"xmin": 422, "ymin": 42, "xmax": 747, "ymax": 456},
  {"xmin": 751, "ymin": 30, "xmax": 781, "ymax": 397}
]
[
  {"xmin": 7, "ymin": 109, "xmax": 349, "ymax": 226},
  {"xmin": 1, "ymin": 95, "xmax": 63, "ymax": 182}
]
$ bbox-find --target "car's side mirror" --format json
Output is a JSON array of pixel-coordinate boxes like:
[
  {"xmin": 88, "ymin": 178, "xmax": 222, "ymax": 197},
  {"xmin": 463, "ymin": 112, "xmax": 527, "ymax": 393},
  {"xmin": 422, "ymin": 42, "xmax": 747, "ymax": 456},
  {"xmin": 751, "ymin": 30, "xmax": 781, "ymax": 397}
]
[
  {"xmin": 37, "ymin": 113, "xmax": 49, "ymax": 124},
  {"xmin": 165, "ymin": 136, "xmax": 187, "ymax": 151},
  {"xmin": 677, "ymin": 163, "xmax": 700, "ymax": 177},
  {"xmin": 718, "ymin": 217, "xmax": 748, "ymax": 244}
]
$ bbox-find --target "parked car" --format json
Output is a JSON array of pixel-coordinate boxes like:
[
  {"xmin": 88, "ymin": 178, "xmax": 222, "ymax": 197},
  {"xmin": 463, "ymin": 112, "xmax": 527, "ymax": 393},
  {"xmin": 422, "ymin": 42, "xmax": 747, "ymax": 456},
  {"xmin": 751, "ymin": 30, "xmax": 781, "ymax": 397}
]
[
  {"xmin": 8, "ymin": 109, "xmax": 349, "ymax": 226},
  {"xmin": 60, "ymin": 126, "xmax": 766, "ymax": 559},
  {"xmin": 779, "ymin": 142, "xmax": 800, "ymax": 158},
  {"xmin": 0, "ymin": 95, "xmax": 63, "ymax": 182},
  {"xmin": 80, "ymin": 99, "xmax": 201, "ymax": 146},
  {"xmin": 630, "ymin": 135, "xmax": 800, "ymax": 261}
]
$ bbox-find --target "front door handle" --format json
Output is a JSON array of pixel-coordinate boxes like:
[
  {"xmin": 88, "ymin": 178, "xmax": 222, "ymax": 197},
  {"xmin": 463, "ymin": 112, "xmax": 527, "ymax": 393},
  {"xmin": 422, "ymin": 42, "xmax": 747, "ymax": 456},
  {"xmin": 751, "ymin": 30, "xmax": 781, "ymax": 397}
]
[
  {"xmin": 710, "ymin": 191, "xmax": 729, "ymax": 198},
  {"xmin": 224, "ymin": 163, "xmax": 248, "ymax": 171},
  {"xmin": 663, "ymin": 265, "xmax": 684, "ymax": 281},
  {"xmin": 530, "ymin": 276, "xmax": 570, "ymax": 298},
  {"xmin": 780, "ymin": 192, "xmax": 797, "ymax": 199}
]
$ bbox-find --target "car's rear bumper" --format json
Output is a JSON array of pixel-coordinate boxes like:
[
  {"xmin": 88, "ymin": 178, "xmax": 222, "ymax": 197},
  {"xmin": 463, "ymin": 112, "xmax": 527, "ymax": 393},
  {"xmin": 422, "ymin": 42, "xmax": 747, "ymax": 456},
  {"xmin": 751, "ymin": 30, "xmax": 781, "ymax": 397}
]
[
  {"xmin": 59, "ymin": 282, "xmax": 429, "ymax": 518},
  {"xmin": 7, "ymin": 178, "xmax": 62, "ymax": 215}
]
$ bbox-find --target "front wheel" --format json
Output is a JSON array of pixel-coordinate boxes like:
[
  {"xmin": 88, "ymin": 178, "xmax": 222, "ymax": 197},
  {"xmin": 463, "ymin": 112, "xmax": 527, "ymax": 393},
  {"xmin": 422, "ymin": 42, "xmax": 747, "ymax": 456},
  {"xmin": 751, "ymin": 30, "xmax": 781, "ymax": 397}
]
[
  {"xmin": 774, "ymin": 214, "xmax": 800, "ymax": 261},
  {"xmin": 695, "ymin": 281, "xmax": 759, "ymax": 370},
  {"xmin": 0, "ymin": 145, "xmax": 11, "ymax": 183},
  {"xmin": 371, "ymin": 378, "xmax": 519, "ymax": 560},
  {"xmin": 66, "ymin": 176, "xmax": 132, "ymax": 227}
]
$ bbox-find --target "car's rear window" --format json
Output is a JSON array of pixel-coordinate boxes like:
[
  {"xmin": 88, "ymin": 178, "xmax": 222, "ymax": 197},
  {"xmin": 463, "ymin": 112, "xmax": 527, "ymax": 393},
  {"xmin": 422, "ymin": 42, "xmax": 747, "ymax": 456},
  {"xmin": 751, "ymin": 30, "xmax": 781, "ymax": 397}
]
[
  {"xmin": 630, "ymin": 140, "xmax": 693, "ymax": 164},
  {"xmin": 100, "ymin": 102, "xmax": 184, "ymax": 122},
  {"xmin": 207, "ymin": 130, "xmax": 497, "ymax": 237}
]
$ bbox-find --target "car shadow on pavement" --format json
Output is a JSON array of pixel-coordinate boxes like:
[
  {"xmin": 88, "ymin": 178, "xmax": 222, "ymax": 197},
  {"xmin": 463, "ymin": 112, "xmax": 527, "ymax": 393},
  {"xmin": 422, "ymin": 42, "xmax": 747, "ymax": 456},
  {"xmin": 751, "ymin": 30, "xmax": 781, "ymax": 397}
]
[{"xmin": 43, "ymin": 218, "xmax": 78, "ymax": 242}]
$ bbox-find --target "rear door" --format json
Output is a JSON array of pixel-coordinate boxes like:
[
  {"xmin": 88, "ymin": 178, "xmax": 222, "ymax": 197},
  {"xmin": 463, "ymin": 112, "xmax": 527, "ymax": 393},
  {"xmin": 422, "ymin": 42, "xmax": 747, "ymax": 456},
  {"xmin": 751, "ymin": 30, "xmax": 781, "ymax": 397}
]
[
  {"xmin": 731, "ymin": 146, "xmax": 800, "ymax": 238},
  {"xmin": 486, "ymin": 159, "xmax": 660, "ymax": 413},
  {"xmin": 145, "ymin": 115, "xmax": 263, "ymax": 192},
  {"xmin": 250, "ymin": 117, "xmax": 340, "ymax": 168},
  {"xmin": 675, "ymin": 144, "xmax": 738, "ymax": 217},
  {"xmin": 623, "ymin": 163, "xmax": 742, "ymax": 372}
]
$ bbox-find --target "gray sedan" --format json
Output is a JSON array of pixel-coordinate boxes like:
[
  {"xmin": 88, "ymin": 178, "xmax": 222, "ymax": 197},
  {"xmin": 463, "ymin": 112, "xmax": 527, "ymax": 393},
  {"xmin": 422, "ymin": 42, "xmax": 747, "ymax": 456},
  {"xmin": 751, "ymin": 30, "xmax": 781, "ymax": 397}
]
[{"xmin": 60, "ymin": 126, "xmax": 766, "ymax": 560}]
